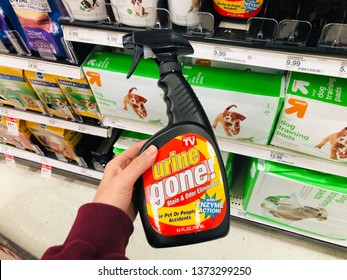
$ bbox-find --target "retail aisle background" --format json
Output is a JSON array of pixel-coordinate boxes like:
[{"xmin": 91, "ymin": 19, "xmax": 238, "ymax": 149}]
[{"xmin": 0, "ymin": 156, "xmax": 346, "ymax": 260}]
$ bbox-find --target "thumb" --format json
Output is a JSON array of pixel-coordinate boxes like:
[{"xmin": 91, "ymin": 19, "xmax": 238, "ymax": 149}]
[{"xmin": 120, "ymin": 145, "xmax": 158, "ymax": 186}]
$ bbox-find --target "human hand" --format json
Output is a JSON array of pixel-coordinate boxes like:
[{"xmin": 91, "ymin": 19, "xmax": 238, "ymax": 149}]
[{"xmin": 93, "ymin": 141, "xmax": 158, "ymax": 221}]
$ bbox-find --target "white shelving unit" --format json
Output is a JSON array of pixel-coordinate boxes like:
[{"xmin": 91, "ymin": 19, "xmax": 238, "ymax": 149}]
[
  {"xmin": 0, "ymin": 144, "xmax": 103, "ymax": 180},
  {"xmin": 0, "ymin": 53, "xmax": 83, "ymax": 79},
  {"xmin": 0, "ymin": 106, "xmax": 112, "ymax": 138},
  {"xmin": 1, "ymin": 22, "xmax": 347, "ymax": 254},
  {"xmin": 62, "ymin": 25, "xmax": 347, "ymax": 78}
]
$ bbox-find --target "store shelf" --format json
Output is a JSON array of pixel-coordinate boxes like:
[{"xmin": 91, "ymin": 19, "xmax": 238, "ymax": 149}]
[
  {"xmin": 103, "ymin": 115, "xmax": 347, "ymax": 178},
  {"xmin": 0, "ymin": 53, "xmax": 83, "ymax": 79},
  {"xmin": 0, "ymin": 144, "xmax": 103, "ymax": 180},
  {"xmin": 62, "ymin": 24, "xmax": 347, "ymax": 79},
  {"xmin": 0, "ymin": 106, "xmax": 112, "ymax": 138}
]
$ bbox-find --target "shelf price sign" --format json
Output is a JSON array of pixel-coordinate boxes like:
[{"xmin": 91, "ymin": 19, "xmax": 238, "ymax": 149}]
[
  {"xmin": 41, "ymin": 164, "xmax": 52, "ymax": 179},
  {"xmin": 6, "ymin": 117, "xmax": 19, "ymax": 136},
  {"xmin": 285, "ymin": 55, "xmax": 324, "ymax": 75},
  {"xmin": 212, "ymin": 46, "xmax": 247, "ymax": 64},
  {"xmin": 5, "ymin": 154, "xmax": 16, "ymax": 168}
]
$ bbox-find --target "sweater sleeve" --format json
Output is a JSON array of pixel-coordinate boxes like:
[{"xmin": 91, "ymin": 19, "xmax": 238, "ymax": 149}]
[{"xmin": 41, "ymin": 203, "xmax": 134, "ymax": 260}]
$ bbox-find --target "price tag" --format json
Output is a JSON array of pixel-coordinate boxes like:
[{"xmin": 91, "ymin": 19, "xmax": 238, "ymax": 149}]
[
  {"xmin": 269, "ymin": 151, "xmax": 295, "ymax": 165},
  {"xmin": 212, "ymin": 46, "xmax": 247, "ymax": 64},
  {"xmin": 5, "ymin": 154, "xmax": 16, "ymax": 168},
  {"xmin": 285, "ymin": 55, "xmax": 304, "ymax": 70},
  {"xmin": 48, "ymin": 118, "xmax": 58, "ymax": 127},
  {"xmin": 339, "ymin": 61, "xmax": 347, "ymax": 76},
  {"xmin": 105, "ymin": 33, "xmax": 121, "ymax": 46},
  {"xmin": 41, "ymin": 164, "xmax": 52, "ymax": 179},
  {"xmin": 65, "ymin": 28, "xmax": 80, "ymax": 41},
  {"xmin": 6, "ymin": 117, "xmax": 19, "ymax": 136}
]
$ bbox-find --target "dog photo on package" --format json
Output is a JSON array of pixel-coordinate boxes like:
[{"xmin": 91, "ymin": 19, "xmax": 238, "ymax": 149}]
[{"xmin": 271, "ymin": 72, "xmax": 347, "ymax": 162}]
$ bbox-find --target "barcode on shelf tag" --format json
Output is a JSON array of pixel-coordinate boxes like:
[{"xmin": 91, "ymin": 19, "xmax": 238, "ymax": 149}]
[
  {"xmin": 269, "ymin": 151, "xmax": 295, "ymax": 165},
  {"xmin": 41, "ymin": 164, "xmax": 52, "ymax": 179},
  {"xmin": 6, "ymin": 117, "xmax": 19, "ymax": 136},
  {"xmin": 5, "ymin": 154, "xmax": 15, "ymax": 168}
]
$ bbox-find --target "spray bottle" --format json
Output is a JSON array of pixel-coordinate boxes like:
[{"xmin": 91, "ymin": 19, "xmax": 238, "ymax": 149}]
[{"xmin": 123, "ymin": 29, "xmax": 230, "ymax": 248}]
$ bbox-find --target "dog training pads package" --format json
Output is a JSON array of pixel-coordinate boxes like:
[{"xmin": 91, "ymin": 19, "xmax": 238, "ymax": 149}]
[
  {"xmin": 83, "ymin": 50, "xmax": 167, "ymax": 127},
  {"xmin": 9, "ymin": 0, "xmax": 68, "ymax": 59},
  {"xmin": 270, "ymin": 72, "xmax": 347, "ymax": 162},
  {"xmin": 182, "ymin": 64, "xmax": 285, "ymax": 145},
  {"xmin": 243, "ymin": 158, "xmax": 347, "ymax": 240},
  {"xmin": 0, "ymin": 66, "xmax": 45, "ymax": 113},
  {"xmin": 25, "ymin": 71, "xmax": 78, "ymax": 120},
  {"xmin": 83, "ymin": 50, "xmax": 284, "ymax": 144},
  {"xmin": 113, "ymin": 130, "xmax": 151, "ymax": 156},
  {"xmin": 56, "ymin": 75, "xmax": 102, "ymax": 121}
]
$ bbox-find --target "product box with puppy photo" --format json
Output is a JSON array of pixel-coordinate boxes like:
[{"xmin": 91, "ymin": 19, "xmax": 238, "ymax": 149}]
[
  {"xmin": 243, "ymin": 158, "xmax": 347, "ymax": 240},
  {"xmin": 270, "ymin": 72, "xmax": 347, "ymax": 162},
  {"xmin": 83, "ymin": 50, "xmax": 284, "ymax": 144},
  {"xmin": 82, "ymin": 50, "xmax": 170, "ymax": 128}
]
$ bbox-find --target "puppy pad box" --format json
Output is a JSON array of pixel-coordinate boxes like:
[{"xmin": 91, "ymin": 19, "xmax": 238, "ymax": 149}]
[
  {"xmin": 270, "ymin": 72, "xmax": 347, "ymax": 162},
  {"xmin": 82, "ymin": 51, "xmax": 167, "ymax": 128},
  {"xmin": 0, "ymin": 67, "xmax": 45, "ymax": 113},
  {"xmin": 182, "ymin": 64, "xmax": 285, "ymax": 145},
  {"xmin": 243, "ymin": 158, "xmax": 347, "ymax": 240}
]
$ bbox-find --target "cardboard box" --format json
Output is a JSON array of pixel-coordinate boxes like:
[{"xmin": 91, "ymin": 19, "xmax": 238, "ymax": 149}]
[
  {"xmin": 0, "ymin": 67, "xmax": 45, "ymax": 113},
  {"xmin": 83, "ymin": 51, "xmax": 284, "ymax": 144},
  {"xmin": 270, "ymin": 72, "xmax": 347, "ymax": 162},
  {"xmin": 243, "ymin": 158, "xmax": 347, "ymax": 240}
]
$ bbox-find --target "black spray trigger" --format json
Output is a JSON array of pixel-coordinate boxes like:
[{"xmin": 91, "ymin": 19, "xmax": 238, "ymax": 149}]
[{"xmin": 126, "ymin": 45, "xmax": 144, "ymax": 79}]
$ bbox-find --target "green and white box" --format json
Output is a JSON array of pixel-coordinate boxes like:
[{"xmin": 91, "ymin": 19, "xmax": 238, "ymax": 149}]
[
  {"xmin": 183, "ymin": 65, "xmax": 285, "ymax": 144},
  {"xmin": 243, "ymin": 158, "xmax": 347, "ymax": 240},
  {"xmin": 83, "ymin": 51, "xmax": 284, "ymax": 144},
  {"xmin": 270, "ymin": 72, "xmax": 347, "ymax": 162}
]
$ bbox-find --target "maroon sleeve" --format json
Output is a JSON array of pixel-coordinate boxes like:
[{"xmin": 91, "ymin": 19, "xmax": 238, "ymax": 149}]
[{"xmin": 41, "ymin": 203, "xmax": 134, "ymax": 260}]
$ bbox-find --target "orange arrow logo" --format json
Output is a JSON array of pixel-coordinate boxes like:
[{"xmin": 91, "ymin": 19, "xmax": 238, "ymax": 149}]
[
  {"xmin": 284, "ymin": 98, "xmax": 308, "ymax": 118},
  {"xmin": 86, "ymin": 71, "xmax": 102, "ymax": 87}
]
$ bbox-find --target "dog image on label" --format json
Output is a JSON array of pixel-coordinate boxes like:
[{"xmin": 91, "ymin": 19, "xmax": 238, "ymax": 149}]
[
  {"xmin": 261, "ymin": 196, "xmax": 328, "ymax": 222},
  {"xmin": 315, "ymin": 127, "xmax": 347, "ymax": 160},
  {"xmin": 123, "ymin": 87, "xmax": 148, "ymax": 119},
  {"xmin": 212, "ymin": 104, "xmax": 246, "ymax": 137}
]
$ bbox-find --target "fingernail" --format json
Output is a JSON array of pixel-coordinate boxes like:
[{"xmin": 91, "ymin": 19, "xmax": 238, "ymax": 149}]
[{"xmin": 144, "ymin": 145, "xmax": 158, "ymax": 157}]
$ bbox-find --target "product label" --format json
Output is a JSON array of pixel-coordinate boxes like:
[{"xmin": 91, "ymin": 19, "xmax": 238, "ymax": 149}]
[
  {"xmin": 143, "ymin": 134, "xmax": 227, "ymax": 236},
  {"xmin": 213, "ymin": 0, "xmax": 263, "ymax": 18},
  {"xmin": 9, "ymin": 0, "xmax": 51, "ymax": 13}
]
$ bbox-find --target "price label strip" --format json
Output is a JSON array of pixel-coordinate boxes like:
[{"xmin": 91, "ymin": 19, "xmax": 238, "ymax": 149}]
[
  {"xmin": 63, "ymin": 26, "xmax": 123, "ymax": 48},
  {"xmin": 41, "ymin": 164, "xmax": 52, "ymax": 179}
]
